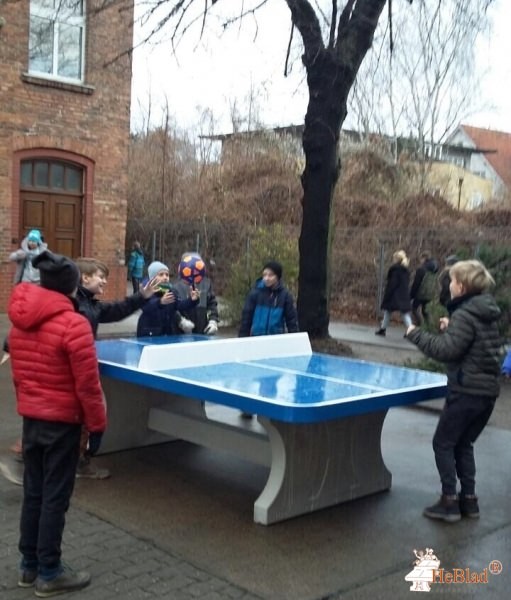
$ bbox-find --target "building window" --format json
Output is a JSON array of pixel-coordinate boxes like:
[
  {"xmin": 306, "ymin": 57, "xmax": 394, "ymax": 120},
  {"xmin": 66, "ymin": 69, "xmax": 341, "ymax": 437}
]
[
  {"xmin": 21, "ymin": 159, "xmax": 83, "ymax": 193},
  {"xmin": 29, "ymin": 0, "xmax": 86, "ymax": 82}
]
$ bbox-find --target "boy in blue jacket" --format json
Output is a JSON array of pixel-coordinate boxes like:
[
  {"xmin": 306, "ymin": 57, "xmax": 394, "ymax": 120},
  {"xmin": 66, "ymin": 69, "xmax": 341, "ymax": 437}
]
[
  {"xmin": 239, "ymin": 261, "xmax": 298, "ymax": 337},
  {"xmin": 238, "ymin": 261, "xmax": 298, "ymax": 418}
]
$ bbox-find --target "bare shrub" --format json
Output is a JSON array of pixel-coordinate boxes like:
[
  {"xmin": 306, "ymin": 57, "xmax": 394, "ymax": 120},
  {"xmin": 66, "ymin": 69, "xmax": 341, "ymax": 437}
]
[{"xmin": 127, "ymin": 130, "xmax": 511, "ymax": 332}]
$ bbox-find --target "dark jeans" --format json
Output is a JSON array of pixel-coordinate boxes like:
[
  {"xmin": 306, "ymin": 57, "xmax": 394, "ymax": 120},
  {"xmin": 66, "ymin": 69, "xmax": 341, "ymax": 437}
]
[
  {"xmin": 432, "ymin": 391, "xmax": 495, "ymax": 496},
  {"xmin": 412, "ymin": 298, "xmax": 430, "ymax": 325},
  {"xmin": 131, "ymin": 277, "xmax": 141, "ymax": 293},
  {"xmin": 19, "ymin": 418, "xmax": 81, "ymax": 578}
]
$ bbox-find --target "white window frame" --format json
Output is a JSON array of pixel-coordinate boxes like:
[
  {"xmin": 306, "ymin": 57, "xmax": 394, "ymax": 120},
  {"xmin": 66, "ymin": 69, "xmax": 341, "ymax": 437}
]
[{"xmin": 29, "ymin": 0, "xmax": 86, "ymax": 84}]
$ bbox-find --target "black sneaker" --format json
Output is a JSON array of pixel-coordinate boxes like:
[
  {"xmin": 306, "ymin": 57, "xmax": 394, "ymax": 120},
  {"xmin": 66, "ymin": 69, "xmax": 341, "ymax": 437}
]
[
  {"xmin": 375, "ymin": 328, "xmax": 386, "ymax": 337},
  {"xmin": 18, "ymin": 568, "xmax": 38, "ymax": 588},
  {"xmin": 423, "ymin": 495, "xmax": 461, "ymax": 523},
  {"xmin": 35, "ymin": 568, "xmax": 91, "ymax": 598},
  {"xmin": 460, "ymin": 495, "xmax": 480, "ymax": 519}
]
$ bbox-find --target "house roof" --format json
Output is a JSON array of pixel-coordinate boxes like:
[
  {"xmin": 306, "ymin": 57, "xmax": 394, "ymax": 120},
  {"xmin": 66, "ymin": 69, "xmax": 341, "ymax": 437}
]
[{"xmin": 460, "ymin": 124, "xmax": 511, "ymax": 190}]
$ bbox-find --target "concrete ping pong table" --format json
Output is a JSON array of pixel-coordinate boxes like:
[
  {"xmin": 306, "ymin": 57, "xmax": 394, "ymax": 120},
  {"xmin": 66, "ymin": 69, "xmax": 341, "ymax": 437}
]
[{"xmin": 96, "ymin": 332, "xmax": 447, "ymax": 525}]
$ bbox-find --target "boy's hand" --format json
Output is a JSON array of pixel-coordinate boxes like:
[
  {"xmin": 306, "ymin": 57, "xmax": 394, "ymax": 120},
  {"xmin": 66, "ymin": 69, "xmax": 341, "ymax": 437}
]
[
  {"xmin": 406, "ymin": 325, "xmax": 416, "ymax": 336},
  {"xmin": 204, "ymin": 321, "xmax": 218, "ymax": 335},
  {"xmin": 140, "ymin": 277, "xmax": 160, "ymax": 299},
  {"xmin": 86, "ymin": 432, "xmax": 103, "ymax": 457},
  {"xmin": 439, "ymin": 317, "xmax": 449, "ymax": 331},
  {"xmin": 190, "ymin": 289, "xmax": 200, "ymax": 302},
  {"xmin": 160, "ymin": 291, "xmax": 176, "ymax": 305},
  {"xmin": 179, "ymin": 317, "xmax": 195, "ymax": 333}
]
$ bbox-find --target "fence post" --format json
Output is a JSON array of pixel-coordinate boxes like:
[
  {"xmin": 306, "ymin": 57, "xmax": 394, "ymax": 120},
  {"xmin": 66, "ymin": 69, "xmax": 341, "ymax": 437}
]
[
  {"xmin": 376, "ymin": 241, "xmax": 386, "ymax": 320},
  {"xmin": 151, "ymin": 231, "xmax": 156, "ymax": 263}
]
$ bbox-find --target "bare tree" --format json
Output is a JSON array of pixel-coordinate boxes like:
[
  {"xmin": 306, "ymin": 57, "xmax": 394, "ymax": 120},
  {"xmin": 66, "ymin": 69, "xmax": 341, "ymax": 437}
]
[
  {"xmin": 350, "ymin": 1, "xmax": 492, "ymax": 169},
  {"xmin": 106, "ymin": 1, "xmax": 408, "ymax": 337}
]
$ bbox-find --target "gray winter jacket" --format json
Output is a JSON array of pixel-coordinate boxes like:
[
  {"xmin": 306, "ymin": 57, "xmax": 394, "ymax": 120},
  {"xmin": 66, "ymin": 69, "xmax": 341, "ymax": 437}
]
[
  {"xmin": 407, "ymin": 293, "xmax": 502, "ymax": 398},
  {"xmin": 9, "ymin": 237, "xmax": 48, "ymax": 284}
]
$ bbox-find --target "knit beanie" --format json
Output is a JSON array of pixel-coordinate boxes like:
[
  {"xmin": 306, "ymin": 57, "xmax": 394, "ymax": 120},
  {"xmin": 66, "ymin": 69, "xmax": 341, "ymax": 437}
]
[
  {"xmin": 148, "ymin": 261, "xmax": 169, "ymax": 279},
  {"xmin": 263, "ymin": 260, "xmax": 283, "ymax": 280},
  {"xmin": 27, "ymin": 229, "xmax": 42, "ymax": 244},
  {"xmin": 32, "ymin": 251, "xmax": 80, "ymax": 295}
]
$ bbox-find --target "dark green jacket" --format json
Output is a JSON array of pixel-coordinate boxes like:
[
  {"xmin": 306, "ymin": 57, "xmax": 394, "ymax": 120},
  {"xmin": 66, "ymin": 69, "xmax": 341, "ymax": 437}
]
[{"xmin": 407, "ymin": 293, "xmax": 502, "ymax": 398}]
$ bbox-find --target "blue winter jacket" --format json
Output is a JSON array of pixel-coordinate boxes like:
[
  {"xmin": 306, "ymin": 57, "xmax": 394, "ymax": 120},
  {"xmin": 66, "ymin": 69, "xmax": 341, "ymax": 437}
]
[
  {"xmin": 127, "ymin": 249, "xmax": 145, "ymax": 279},
  {"xmin": 239, "ymin": 279, "xmax": 299, "ymax": 337}
]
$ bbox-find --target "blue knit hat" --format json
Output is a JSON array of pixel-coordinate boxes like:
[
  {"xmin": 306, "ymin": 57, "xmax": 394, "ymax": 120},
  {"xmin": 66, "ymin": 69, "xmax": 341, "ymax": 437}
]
[
  {"xmin": 27, "ymin": 229, "xmax": 42, "ymax": 244},
  {"xmin": 148, "ymin": 261, "xmax": 169, "ymax": 279}
]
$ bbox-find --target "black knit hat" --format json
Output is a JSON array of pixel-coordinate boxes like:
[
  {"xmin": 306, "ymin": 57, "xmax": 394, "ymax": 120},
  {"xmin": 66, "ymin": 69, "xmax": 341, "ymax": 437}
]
[
  {"xmin": 32, "ymin": 251, "xmax": 80, "ymax": 295},
  {"xmin": 263, "ymin": 260, "xmax": 283, "ymax": 280}
]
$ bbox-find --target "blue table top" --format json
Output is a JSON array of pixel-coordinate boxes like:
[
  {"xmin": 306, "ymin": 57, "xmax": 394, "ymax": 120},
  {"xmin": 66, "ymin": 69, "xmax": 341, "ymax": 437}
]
[{"xmin": 96, "ymin": 336, "xmax": 447, "ymax": 423}]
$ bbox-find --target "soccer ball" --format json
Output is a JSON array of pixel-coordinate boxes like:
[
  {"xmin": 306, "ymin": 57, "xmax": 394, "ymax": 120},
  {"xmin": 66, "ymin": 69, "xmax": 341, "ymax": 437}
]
[{"xmin": 178, "ymin": 253, "xmax": 206, "ymax": 286}]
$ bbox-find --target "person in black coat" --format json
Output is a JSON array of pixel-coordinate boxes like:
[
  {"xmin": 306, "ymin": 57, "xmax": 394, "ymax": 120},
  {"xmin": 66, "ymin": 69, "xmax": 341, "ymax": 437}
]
[
  {"xmin": 410, "ymin": 251, "xmax": 439, "ymax": 325},
  {"xmin": 375, "ymin": 249, "xmax": 412, "ymax": 336},
  {"xmin": 438, "ymin": 255, "xmax": 459, "ymax": 307}
]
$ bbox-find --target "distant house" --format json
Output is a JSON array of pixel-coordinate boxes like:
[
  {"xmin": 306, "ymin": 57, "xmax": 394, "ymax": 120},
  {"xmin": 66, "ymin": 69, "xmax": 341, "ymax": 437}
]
[
  {"xmin": 205, "ymin": 122, "xmax": 510, "ymax": 211},
  {"xmin": 442, "ymin": 124, "xmax": 511, "ymax": 205},
  {"xmin": 0, "ymin": 1, "xmax": 134, "ymax": 311}
]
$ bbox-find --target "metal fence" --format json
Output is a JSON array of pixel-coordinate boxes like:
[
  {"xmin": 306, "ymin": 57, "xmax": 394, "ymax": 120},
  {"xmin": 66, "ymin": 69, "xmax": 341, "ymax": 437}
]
[{"xmin": 127, "ymin": 220, "xmax": 511, "ymax": 330}]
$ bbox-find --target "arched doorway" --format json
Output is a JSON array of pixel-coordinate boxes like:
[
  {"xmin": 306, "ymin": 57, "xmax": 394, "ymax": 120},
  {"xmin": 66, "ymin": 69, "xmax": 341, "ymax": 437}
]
[{"xmin": 19, "ymin": 158, "xmax": 83, "ymax": 257}]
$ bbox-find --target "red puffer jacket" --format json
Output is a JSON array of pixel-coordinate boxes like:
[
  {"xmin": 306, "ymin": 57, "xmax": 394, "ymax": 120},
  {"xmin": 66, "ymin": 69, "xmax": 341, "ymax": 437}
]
[{"xmin": 8, "ymin": 283, "xmax": 106, "ymax": 433}]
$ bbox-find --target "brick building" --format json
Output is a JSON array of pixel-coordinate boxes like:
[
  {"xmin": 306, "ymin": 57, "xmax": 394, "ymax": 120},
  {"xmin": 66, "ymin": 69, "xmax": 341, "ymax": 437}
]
[{"xmin": 0, "ymin": 0, "xmax": 134, "ymax": 311}]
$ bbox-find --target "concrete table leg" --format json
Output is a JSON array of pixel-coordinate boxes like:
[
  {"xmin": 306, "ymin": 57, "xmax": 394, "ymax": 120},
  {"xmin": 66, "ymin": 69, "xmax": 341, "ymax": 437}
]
[{"xmin": 254, "ymin": 411, "xmax": 392, "ymax": 525}]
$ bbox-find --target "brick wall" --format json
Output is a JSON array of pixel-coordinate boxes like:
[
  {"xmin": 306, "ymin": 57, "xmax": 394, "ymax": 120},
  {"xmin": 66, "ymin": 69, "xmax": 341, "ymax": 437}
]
[{"xmin": 0, "ymin": 0, "xmax": 134, "ymax": 311}]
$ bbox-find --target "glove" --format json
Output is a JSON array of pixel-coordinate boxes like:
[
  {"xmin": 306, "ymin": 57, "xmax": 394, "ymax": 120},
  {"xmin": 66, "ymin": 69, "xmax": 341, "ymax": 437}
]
[
  {"xmin": 86, "ymin": 432, "xmax": 103, "ymax": 457},
  {"xmin": 178, "ymin": 317, "xmax": 195, "ymax": 333},
  {"xmin": 204, "ymin": 320, "xmax": 218, "ymax": 335}
]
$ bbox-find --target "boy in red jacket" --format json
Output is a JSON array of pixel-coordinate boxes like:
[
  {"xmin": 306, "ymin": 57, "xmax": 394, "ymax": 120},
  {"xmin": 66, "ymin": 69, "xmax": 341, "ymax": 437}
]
[{"xmin": 8, "ymin": 251, "xmax": 107, "ymax": 597}]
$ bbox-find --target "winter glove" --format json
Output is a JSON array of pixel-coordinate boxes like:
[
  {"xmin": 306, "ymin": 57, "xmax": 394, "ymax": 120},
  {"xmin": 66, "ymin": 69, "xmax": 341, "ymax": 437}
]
[
  {"xmin": 86, "ymin": 432, "xmax": 103, "ymax": 457},
  {"xmin": 203, "ymin": 320, "xmax": 218, "ymax": 335},
  {"xmin": 178, "ymin": 317, "xmax": 195, "ymax": 333}
]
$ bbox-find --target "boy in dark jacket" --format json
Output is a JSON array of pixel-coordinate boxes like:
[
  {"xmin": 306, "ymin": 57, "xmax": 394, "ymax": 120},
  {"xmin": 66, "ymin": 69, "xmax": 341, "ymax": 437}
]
[
  {"xmin": 173, "ymin": 253, "xmax": 219, "ymax": 335},
  {"xmin": 8, "ymin": 251, "xmax": 107, "ymax": 596},
  {"xmin": 406, "ymin": 259, "xmax": 501, "ymax": 523},
  {"xmin": 74, "ymin": 257, "xmax": 158, "ymax": 478},
  {"xmin": 137, "ymin": 260, "xmax": 200, "ymax": 337},
  {"xmin": 75, "ymin": 257, "xmax": 156, "ymax": 338}
]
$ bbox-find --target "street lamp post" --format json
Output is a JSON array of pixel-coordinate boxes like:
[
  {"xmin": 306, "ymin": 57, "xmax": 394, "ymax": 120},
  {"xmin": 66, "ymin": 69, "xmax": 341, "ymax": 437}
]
[{"xmin": 457, "ymin": 177, "xmax": 464, "ymax": 211}]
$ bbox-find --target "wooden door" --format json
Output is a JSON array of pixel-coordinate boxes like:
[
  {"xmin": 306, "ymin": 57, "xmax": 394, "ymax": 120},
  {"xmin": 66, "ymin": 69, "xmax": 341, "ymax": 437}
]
[
  {"xmin": 19, "ymin": 159, "xmax": 83, "ymax": 257},
  {"xmin": 21, "ymin": 192, "xmax": 82, "ymax": 257}
]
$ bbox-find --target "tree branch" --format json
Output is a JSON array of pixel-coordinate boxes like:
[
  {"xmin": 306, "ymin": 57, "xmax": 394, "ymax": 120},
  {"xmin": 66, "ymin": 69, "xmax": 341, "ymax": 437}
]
[{"xmin": 285, "ymin": 0, "xmax": 324, "ymax": 59}]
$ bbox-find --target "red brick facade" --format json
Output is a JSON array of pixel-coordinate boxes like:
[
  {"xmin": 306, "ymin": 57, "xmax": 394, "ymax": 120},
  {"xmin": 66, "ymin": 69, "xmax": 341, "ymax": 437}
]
[{"xmin": 0, "ymin": 1, "xmax": 134, "ymax": 311}]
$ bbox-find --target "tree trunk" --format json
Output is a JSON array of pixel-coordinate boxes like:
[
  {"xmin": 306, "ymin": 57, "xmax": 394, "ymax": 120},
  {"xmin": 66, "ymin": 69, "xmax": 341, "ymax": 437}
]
[
  {"xmin": 295, "ymin": 0, "xmax": 387, "ymax": 339},
  {"xmin": 297, "ymin": 51, "xmax": 346, "ymax": 338}
]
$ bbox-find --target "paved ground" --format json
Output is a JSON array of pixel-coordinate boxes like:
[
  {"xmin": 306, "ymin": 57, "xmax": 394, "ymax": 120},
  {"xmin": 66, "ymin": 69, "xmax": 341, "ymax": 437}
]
[{"xmin": 1, "ymin": 312, "xmax": 510, "ymax": 599}]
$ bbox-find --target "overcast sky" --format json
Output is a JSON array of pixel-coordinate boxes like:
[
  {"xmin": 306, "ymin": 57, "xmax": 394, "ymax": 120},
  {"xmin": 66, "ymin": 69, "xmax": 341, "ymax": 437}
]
[{"xmin": 130, "ymin": 0, "xmax": 511, "ymax": 136}]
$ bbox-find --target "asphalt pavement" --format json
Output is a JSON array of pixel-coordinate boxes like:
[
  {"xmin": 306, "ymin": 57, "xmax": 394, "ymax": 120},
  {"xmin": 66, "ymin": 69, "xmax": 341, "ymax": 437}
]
[{"xmin": 1, "ymin": 312, "xmax": 510, "ymax": 600}]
